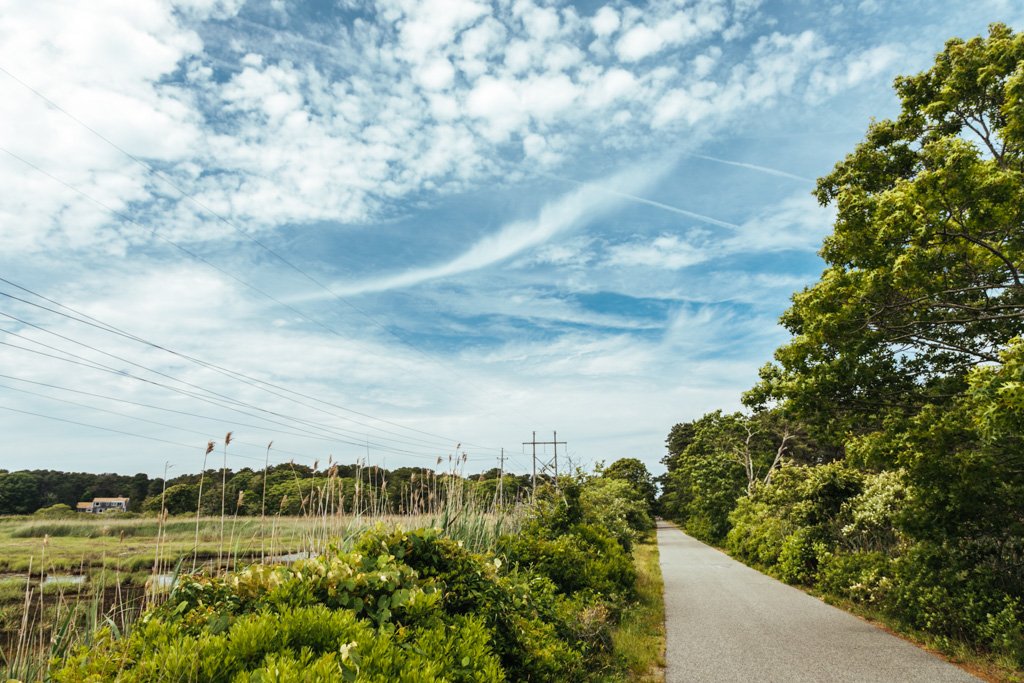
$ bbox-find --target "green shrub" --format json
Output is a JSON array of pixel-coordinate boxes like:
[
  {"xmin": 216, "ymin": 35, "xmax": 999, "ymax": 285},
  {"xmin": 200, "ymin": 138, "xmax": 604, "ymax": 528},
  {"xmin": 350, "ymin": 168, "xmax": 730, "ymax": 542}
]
[
  {"xmin": 48, "ymin": 472, "xmax": 647, "ymax": 682},
  {"xmin": 725, "ymin": 496, "xmax": 787, "ymax": 567},
  {"xmin": 814, "ymin": 549, "xmax": 892, "ymax": 605},
  {"xmin": 981, "ymin": 597, "xmax": 1024, "ymax": 666},
  {"xmin": 726, "ymin": 463, "xmax": 863, "ymax": 573},
  {"xmin": 777, "ymin": 528, "xmax": 818, "ymax": 584},
  {"xmin": 500, "ymin": 522, "xmax": 635, "ymax": 601},
  {"xmin": 32, "ymin": 503, "xmax": 75, "ymax": 518},
  {"xmin": 353, "ymin": 525, "xmax": 587, "ymax": 681},
  {"xmin": 580, "ymin": 477, "xmax": 651, "ymax": 551}
]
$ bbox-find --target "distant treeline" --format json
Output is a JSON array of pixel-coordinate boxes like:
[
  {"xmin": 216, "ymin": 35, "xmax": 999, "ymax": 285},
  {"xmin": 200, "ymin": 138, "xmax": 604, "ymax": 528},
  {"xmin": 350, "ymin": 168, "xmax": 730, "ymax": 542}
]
[{"xmin": 0, "ymin": 464, "xmax": 535, "ymax": 516}]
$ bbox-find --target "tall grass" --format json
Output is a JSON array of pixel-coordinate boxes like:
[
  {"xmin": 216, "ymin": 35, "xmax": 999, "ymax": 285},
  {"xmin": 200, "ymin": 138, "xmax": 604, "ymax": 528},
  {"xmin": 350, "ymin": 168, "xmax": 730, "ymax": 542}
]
[{"xmin": 1, "ymin": 446, "xmax": 524, "ymax": 682}]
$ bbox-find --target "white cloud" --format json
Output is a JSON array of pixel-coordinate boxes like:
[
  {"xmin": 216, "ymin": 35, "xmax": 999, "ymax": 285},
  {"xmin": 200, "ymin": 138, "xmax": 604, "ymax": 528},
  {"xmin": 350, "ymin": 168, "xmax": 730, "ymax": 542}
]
[
  {"xmin": 415, "ymin": 57, "xmax": 457, "ymax": 90},
  {"xmin": 615, "ymin": 5, "xmax": 728, "ymax": 61},
  {"xmin": 728, "ymin": 192, "xmax": 835, "ymax": 252},
  {"xmin": 806, "ymin": 44, "xmax": 902, "ymax": 102},
  {"xmin": 607, "ymin": 234, "xmax": 711, "ymax": 269},
  {"xmin": 326, "ymin": 159, "xmax": 673, "ymax": 296},
  {"xmin": 591, "ymin": 6, "xmax": 621, "ymax": 37},
  {"xmin": 1, "ymin": 0, "xmax": 900, "ymax": 256}
]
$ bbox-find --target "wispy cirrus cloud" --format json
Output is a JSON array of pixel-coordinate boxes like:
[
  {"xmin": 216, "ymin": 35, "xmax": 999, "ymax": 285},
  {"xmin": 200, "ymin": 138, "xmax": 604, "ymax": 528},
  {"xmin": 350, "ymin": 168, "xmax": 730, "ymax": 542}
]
[{"xmin": 327, "ymin": 159, "xmax": 675, "ymax": 296}]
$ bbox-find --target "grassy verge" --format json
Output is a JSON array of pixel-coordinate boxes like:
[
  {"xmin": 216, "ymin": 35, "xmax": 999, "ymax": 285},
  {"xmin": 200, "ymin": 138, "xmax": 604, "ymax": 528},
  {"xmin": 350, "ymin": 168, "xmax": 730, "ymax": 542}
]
[{"xmin": 611, "ymin": 532, "xmax": 666, "ymax": 681}]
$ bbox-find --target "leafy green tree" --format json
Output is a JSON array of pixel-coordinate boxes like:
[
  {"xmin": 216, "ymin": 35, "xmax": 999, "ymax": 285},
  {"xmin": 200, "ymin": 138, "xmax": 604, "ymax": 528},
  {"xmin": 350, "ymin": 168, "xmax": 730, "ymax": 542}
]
[
  {"xmin": 658, "ymin": 412, "xmax": 748, "ymax": 542},
  {"xmin": 749, "ymin": 23, "xmax": 1024, "ymax": 437},
  {"xmin": 143, "ymin": 482, "xmax": 200, "ymax": 515},
  {"xmin": 601, "ymin": 457, "xmax": 657, "ymax": 513},
  {"xmin": 0, "ymin": 471, "xmax": 41, "ymax": 514},
  {"xmin": 581, "ymin": 477, "xmax": 653, "ymax": 551},
  {"xmin": 665, "ymin": 421, "xmax": 696, "ymax": 459}
]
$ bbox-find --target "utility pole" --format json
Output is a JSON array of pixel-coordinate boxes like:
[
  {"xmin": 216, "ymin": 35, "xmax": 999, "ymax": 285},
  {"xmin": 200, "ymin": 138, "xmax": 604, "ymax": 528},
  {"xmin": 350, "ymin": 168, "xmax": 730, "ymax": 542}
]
[
  {"xmin": 497, "ymin": 448, "xmax": 505, "ymax": 507},
  {"xmin": 523, "ymin": 431, "xmax": 567, "ymax": 494}
]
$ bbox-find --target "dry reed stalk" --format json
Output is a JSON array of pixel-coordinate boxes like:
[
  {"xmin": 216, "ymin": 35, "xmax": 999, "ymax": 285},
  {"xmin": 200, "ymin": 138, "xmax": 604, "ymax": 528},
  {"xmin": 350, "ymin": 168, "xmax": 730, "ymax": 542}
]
[
  {"xmin": 260, "ymin": 442, "xmax": 272, "ymax": 563},
  {"xmin": 14, "ymin": 557, "xmax": 34, "ymax": 674},
  {"xmin": 218, "ymin": 432, "xmax": 233, "ymax": 572},
  {"xmin": 193, "ymin": 440, "xmax": 214, "ymax": 572},
  {"xmin": 36, "ymin": 535, "xmax": 48, "ymax": 655}
]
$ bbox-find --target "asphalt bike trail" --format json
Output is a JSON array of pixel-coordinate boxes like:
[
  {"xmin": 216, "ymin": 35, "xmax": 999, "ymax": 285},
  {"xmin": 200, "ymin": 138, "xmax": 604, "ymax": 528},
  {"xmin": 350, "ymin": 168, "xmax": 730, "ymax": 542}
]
[{"xmin": 657, "ymin": 521, "xmax": 980, "ymax": 682}]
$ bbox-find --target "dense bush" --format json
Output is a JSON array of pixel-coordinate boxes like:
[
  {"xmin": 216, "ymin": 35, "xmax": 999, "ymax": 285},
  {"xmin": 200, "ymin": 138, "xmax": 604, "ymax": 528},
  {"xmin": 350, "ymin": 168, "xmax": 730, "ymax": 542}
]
[
  {"xmin": 31, "ymin": 503, "xmax": 75, "ymax": 518},
  {"xmin": 726, "ymin": 462, "xmax": 863, "ymax": 576},
  {"xmin": 579, "ymin": 477, "xmax": 652, "ymax": 551},
  {"xmin": 501, "ymin": 480, "xmax": 637, "ymax": 602},
  {"xmin": 50, "ymin": 465, "xmax": 652, "ymax": 681}
]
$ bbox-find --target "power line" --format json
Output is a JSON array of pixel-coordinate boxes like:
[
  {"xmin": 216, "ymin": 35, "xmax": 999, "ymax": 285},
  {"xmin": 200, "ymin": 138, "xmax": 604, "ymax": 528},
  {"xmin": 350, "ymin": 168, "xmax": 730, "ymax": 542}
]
[
  {"xmin": 0, "ymin": 373, "xmax": 492, "ymax": 463},
  {"xmin": 0, "ymin": 277, "xmax": 499, "ymax": 452},
  {"xmin": 0, "ymin": 333, "xmax": 485, "ymax": 461},
  {"xmin": 0, "ymin": 380, "xmax": 314, "ymax": 462},
  {"xmin": 0, "ymin": 66, "xmax": 508, "ymax": 440},
  {"xmin": 0, "ymin": 148, "xmax": 502, "ymax": 454},
  {"xmin": 0, "ymin": 373, "xmax": 372, "ymax": 450},
  {"xmin": 0, "ymin": 298, "xmax": 481, "ymax": 453},
  {"xmin": 0, "ymin": 404, "xmax": 205, "ymax": 452}
]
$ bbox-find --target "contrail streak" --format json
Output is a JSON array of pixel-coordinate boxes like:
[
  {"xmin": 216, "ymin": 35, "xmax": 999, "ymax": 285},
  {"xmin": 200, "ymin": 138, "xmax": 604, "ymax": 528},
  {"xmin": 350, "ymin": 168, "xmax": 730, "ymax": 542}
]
[
  {"xmin": 687, "ymin": 153, "xmax": 812, "ymax": 182},
  {"xmin": 545, "ymin": 174, "xmax": 739, "ymax": 230}
]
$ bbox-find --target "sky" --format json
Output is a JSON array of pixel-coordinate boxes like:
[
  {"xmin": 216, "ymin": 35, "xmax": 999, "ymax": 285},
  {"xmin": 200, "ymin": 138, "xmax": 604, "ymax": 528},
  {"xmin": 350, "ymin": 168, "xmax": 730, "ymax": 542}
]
[{"xmin": 0, "ymin": 0, "xmax": 1021, "ymax": 479}]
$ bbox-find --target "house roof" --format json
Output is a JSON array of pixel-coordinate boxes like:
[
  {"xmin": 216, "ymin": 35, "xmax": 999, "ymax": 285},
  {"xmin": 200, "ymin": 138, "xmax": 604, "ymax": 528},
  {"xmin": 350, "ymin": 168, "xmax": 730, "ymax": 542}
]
[
  {"xmin": 75, "ymin": 502, "xmax": 92, "ymax": 509},
  {"xmin": 92, "ymin": 497, "xmax": 129, "ymax": 503}
]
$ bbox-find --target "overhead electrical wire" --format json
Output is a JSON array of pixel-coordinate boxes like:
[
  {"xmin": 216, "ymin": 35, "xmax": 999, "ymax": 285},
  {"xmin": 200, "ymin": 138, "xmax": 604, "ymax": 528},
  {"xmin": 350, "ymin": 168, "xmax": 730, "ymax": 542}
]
[
  {"xmin": 0, "ymin": 333, "xmax": 488, "ymax": 461},
  {"xmin": 0, "ymin": 67, "xmax": 545, "ymax": 467},
  {"xmin": 0, "ymin": 373, "xmax": 388, "ymax": 451},
  {"xmin": 0, "ymin": 64, "xmax": 514, "ymax": 448},
  {"xmin": 0, "ymin": 303, "xmax": 478, "ymax": 454},
  {"xmin": 0, "ymin": 404, "xmax": 209, "ymax": 452},
  {"xmin": 0, "ymin": 278, "xmax": 499, "ymax": 452},
  {"xmin": 0, "ymin": 147, "xmax": 504, "ymax": 455},
  {"xmin": 0, "ymin": 380, "xmax": 319, "ymax": 462}
]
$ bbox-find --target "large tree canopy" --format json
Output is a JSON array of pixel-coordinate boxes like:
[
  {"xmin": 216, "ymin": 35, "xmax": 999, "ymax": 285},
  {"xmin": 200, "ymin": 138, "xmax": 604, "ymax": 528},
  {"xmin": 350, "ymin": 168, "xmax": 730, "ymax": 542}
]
[
  {"xmin": 749, "ymin": 24, "xmax": 1024, "ymax": 436},
  {"xmin": 663, "ymin": 27, "xmax": 1024, "ymax": 668}
]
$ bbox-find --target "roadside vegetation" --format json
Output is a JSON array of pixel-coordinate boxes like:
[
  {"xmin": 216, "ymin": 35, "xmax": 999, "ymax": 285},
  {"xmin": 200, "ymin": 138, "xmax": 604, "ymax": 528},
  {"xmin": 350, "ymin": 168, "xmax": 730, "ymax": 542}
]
[
  {"xmin": 610, "ymin": 534, "xmax": 665, "ymax": 682},
  {"xmin": 659, "ymin": 24, "xmax": 1024, "ymax": 682},
  {"xmin": 2, "ymin": 458, "xmax": 659, "ymax": 681}
]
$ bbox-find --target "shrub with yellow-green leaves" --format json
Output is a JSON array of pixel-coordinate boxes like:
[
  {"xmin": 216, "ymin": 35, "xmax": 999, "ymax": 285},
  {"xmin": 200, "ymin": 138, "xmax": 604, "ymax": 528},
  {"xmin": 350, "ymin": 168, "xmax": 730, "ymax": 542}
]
[{"xmin": 49, "ymin": 512, "xmax": 635, "ymax": 682}]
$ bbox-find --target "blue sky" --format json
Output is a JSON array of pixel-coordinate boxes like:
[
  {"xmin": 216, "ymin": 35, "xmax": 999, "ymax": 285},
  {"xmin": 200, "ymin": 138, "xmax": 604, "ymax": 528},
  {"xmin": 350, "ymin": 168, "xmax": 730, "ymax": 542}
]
[{"xmin": 0, "ymin": 0, "xmax": 1021, "ymax": 478}]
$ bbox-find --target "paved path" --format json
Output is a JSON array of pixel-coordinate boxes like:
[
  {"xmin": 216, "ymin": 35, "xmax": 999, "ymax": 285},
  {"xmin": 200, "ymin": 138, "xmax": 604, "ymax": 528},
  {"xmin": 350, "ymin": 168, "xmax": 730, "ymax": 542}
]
[{"xmin": 657, "ymin": 521, "xmax": 980, "ymax": 682}]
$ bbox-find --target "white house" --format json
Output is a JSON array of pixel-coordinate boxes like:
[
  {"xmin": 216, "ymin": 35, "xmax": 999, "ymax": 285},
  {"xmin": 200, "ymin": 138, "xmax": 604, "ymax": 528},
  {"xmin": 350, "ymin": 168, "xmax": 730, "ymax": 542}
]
[{"xmin": 75, "ymin": 497, "xmax": 130, "ymax": 513}]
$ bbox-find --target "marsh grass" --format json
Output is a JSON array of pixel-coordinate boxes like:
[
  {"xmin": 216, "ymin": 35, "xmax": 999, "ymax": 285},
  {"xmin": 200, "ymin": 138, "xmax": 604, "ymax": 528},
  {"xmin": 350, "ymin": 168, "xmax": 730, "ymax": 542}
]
[{"xmin": 0, "ymin": 450, "xmax": 523, "ymax": 682}]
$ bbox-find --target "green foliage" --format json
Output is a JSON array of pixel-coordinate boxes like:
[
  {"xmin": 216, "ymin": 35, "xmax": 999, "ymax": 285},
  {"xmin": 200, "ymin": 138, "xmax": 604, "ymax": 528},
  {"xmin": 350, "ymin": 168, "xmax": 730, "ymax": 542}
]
[
  {"xmin": 501, "ymin": 522, "xmax": 635, "ymax": 601},
  {"xmin": 658, "ymin": 412, "xmax": 746, "ymax": 543},
  {"xmin": 599, "ymin": 458, "xmax": 658, "ymax": 515},
  {"xmin": 32, "ymin": 503, "xmax": 75, "ymax": 518},
  {"xmin": 748, "ymin": 23, "xmax": 1024, "ymax": 437},
  {"xmin": 657, "ymin": 26, "xmax": 1024, "ymax": 673},
  {"xmin": 580, "ymin": 477, "xmax": 652, "ymax": 551},
  {"xmin": 659, "ymin": 410, "xmax": 809, "ymax": 543},
  {"xmin": 47, "ymin": 470, "xmax": 649, "ymax": 681},
  {"xmin": 727, "ymin": 462, "xmax": 864, "ymax": 577},
  {"xmin": 0, "ymin": 471, "xmax": 41, "ymax": 514}
]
